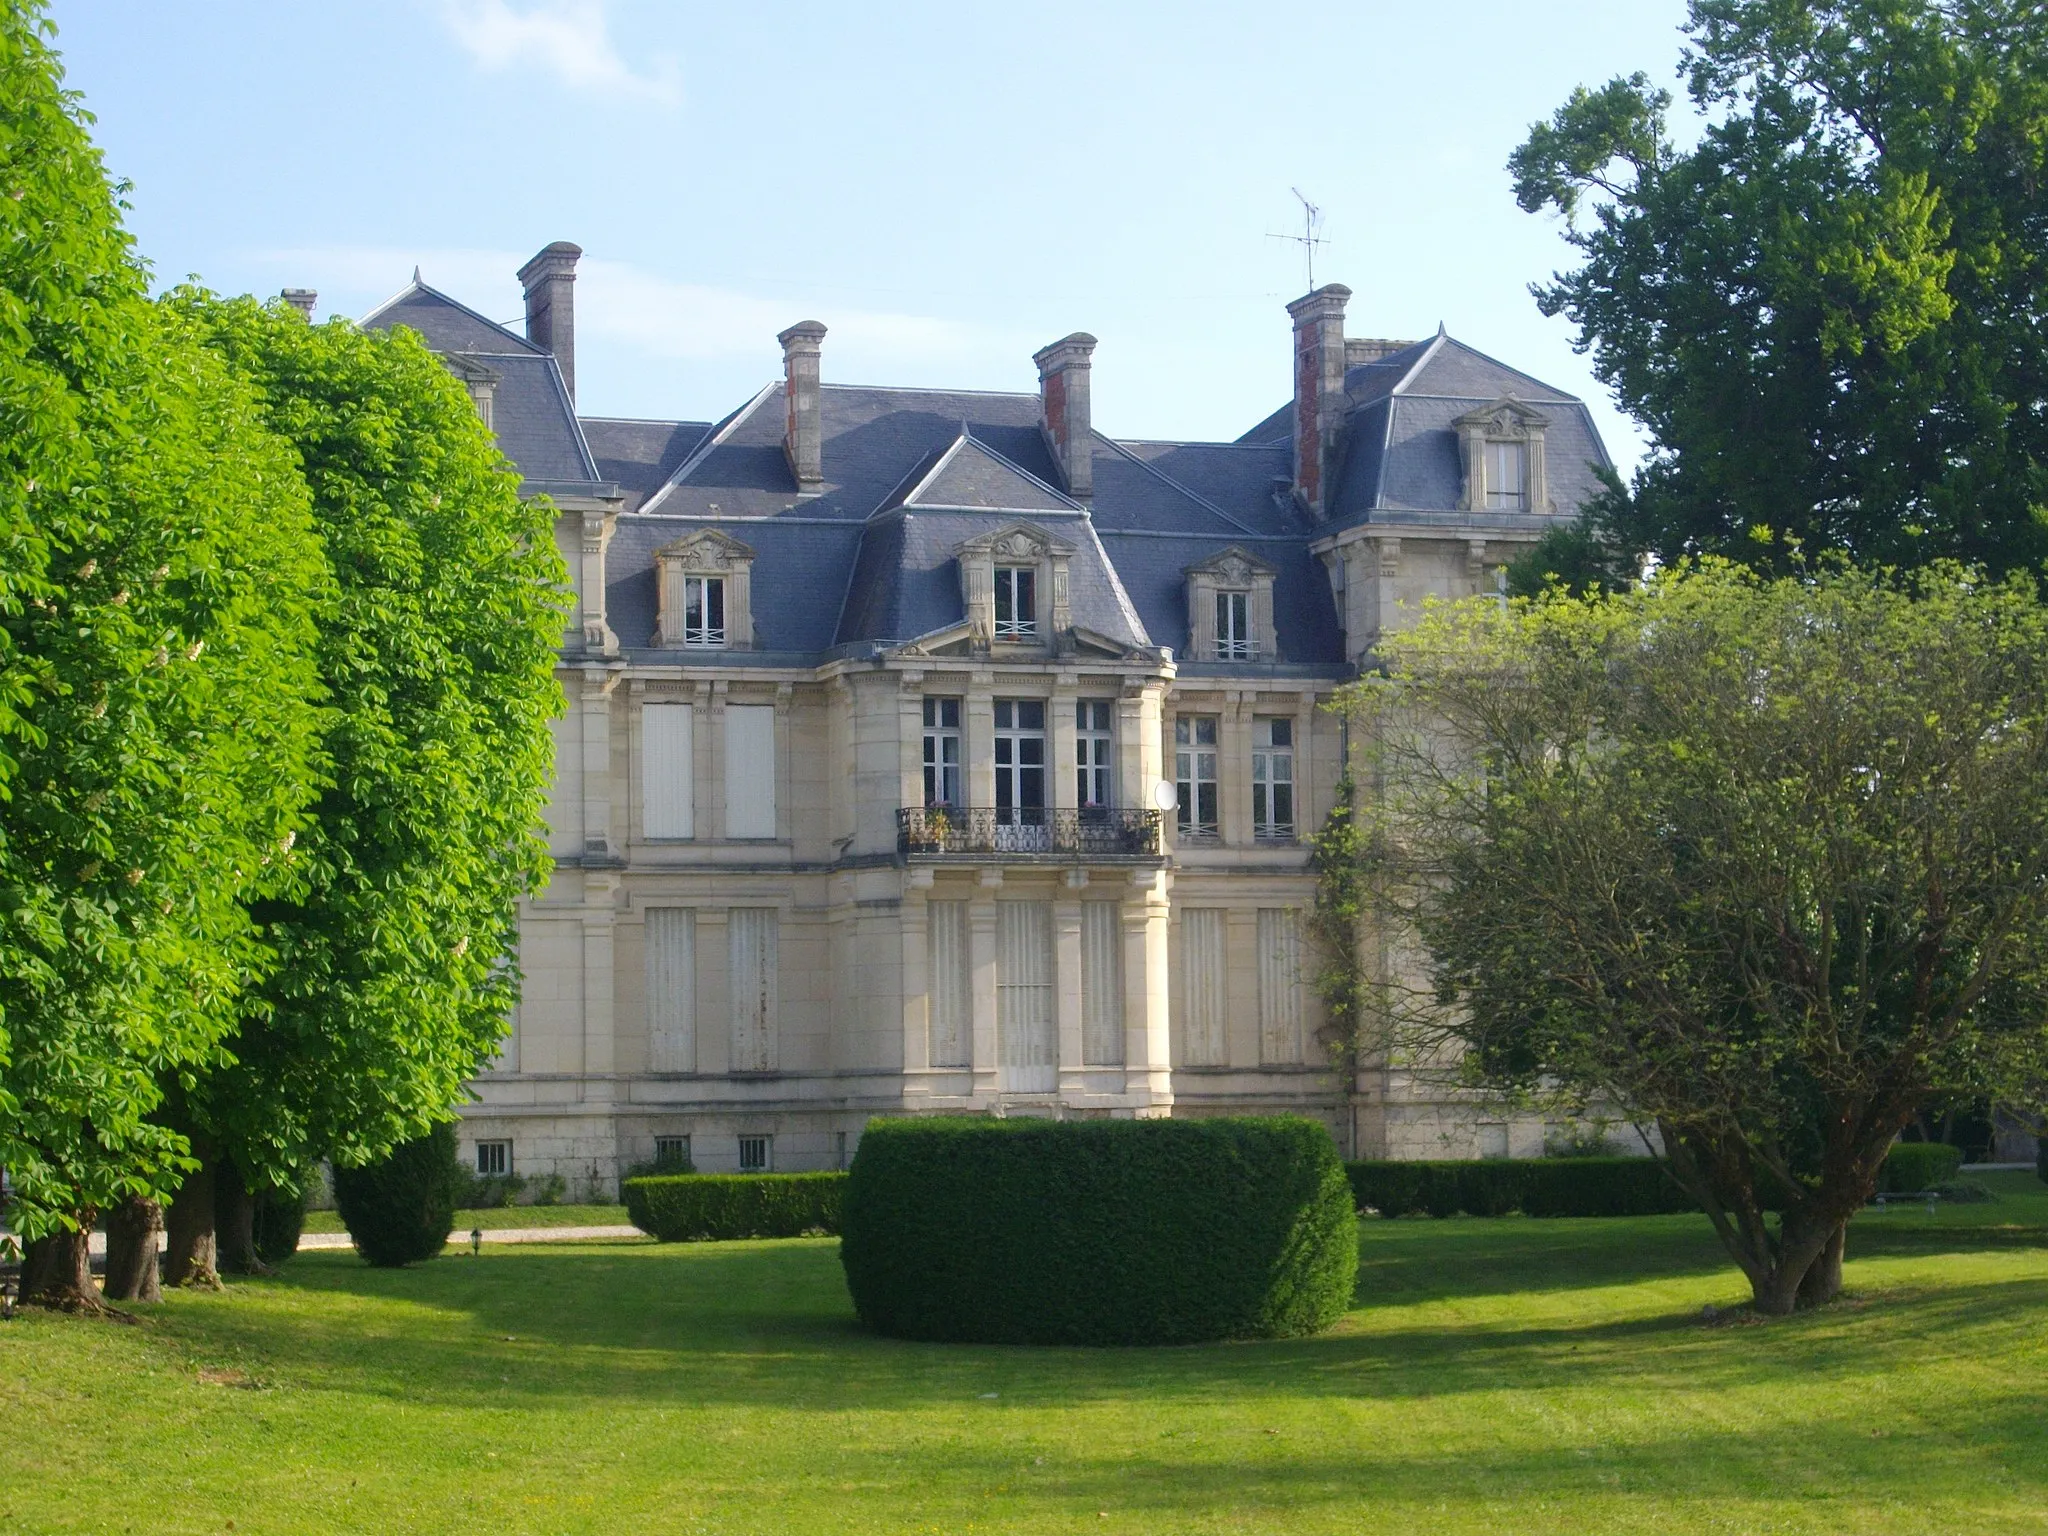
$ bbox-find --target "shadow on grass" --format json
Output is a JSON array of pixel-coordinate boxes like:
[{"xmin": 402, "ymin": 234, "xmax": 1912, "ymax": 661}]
[{"xmin": 132, "ymin": 1213, "xmax": 2048, "ymax": 1417}]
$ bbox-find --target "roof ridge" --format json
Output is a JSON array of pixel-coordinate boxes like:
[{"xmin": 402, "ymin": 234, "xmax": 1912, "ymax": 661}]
[
  {"xmin": 1404, "ymin": 334, "xmax": 1584, "ymax": 403},
  {"xmin": 639, "ymin": 381, "xmax": 780, "ymax": 514},
  {"xmin": 358, "ymin": 278, "xmax": 544, "ymax": 355},
  {"xmin": 1096, "ymin": 435, "xmax": 1263, "ymax": 538},
  {"xmin": 818, "ymin": 382, "xmax": 1037, "ymax": 400}
]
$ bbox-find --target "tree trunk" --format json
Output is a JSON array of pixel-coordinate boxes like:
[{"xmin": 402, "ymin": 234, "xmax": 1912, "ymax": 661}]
[
  {"xmin": 165, "ymin": 1155, "xmax": 222, "ymax": 1289},
  {"xmin": 1796, "ymin": 1222, "xmax": 1847, "ymax": 1309},
  {"xmin": 20, "ymin": 1226, "xmax": 117, "ymax": 1316},
  {"xmin": 217, "ymin": 1164, "xmax": 265, "ymax": 1277},
  {"xmin": 102, "ymin": 1197, "xmax": 163, "ymax": 1303}
]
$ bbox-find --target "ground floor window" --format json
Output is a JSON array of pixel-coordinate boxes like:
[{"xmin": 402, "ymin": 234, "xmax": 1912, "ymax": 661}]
[
  {"xmin": 739, "ymin": 1134, "xmax": 772, "ymax": 1172},
  {"xmin": 474, "ymin": 1139, "xmax": 511, "ymax": 1177},
  {"xmin": 653, "ymin": 1135, "xmax": 691, "ymax": 1170}
]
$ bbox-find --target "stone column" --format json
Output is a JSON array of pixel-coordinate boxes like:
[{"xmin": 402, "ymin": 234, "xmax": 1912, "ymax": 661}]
[
  {"xmin": 1050, "ymin": 673, "xmax": 1079, "ymax": 812},
  {"xmin": 1220, "ymin": 690, "xmax": 1252, "ymax": 847},
  {"xmin": 696, "ymin": 907, "xmax": 730, "ymax": 1075},
  {"xmin": 969, "ymin": 870, "xmax": 1002, "ymax": 1098},
  {"xmin": 899, "ymin": 867, "xmax": 934, "ymax": 1101},
  {"xmin": 1124, "ymin": 868, "xmax": 1174, "ymax": 1111},
  {"xmin": 579, "ymin": 668, "xmax": 618, "ymax": 863},
  {"xmin": 966, "ymin": 671, "xmax": 996, "ymax": 812},
  {"xmin": 1055, "ymin": 872, "xmax": 1086, "ymax": 1101},
  {"xmin": 581, "ymin": 871, "xmax": 618, "ymax": 1090}
]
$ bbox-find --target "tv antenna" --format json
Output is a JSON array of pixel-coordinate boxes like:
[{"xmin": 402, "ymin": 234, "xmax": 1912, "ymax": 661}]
[{"xmin": 1267, "ymin": 188, "xmax": 1327, "ymax": 290}]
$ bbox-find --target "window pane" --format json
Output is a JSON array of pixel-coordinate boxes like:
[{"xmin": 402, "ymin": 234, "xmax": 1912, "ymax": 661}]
[
  {"xmin": 1196, "ymin": 718, "xmax": 1217, "ymax": 746},
  {"xmin": 1017, "ymin": 700, "xmax": 1044, "ymax": 731}
]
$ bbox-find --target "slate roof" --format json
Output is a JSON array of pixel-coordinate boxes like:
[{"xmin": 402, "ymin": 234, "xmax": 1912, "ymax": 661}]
[
  {"xmin": 377, "ymin": 270, "xmax": 1609, "ymax": 670},
  {"xmin": 360, "ymin": 280, "xmax": 609, "ymax": 494}
]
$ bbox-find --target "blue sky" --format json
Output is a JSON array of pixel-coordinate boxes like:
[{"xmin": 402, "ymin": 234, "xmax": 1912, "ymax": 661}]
[{"xmin": 49, "ymin": 0, "xmax": 1691, "ymax": 465}]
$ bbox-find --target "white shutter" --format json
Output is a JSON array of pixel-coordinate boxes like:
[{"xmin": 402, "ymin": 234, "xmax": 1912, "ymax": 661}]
[
  {"xmin": 927, "ymin": 900, "xmax": 970, "ymax": 1068},
  {"xmin": 1180, "ymin": 907, "xmax": 1227, "ymax": 1066},
  {"xmin": 1258, "ymin": 907, "xmax": 1303, "ymax": 1065},
  {"xmin": 642, "ymin": 703, "xmax": 694, "ymax": 839},
  {"xmin": 1081, "ymin": 901, "xmax": 1124, "ymax": 1066},
  {"xmin": 997, "ymin": 900, "xmax": 1055, "ymax": 1092},
  {"xmin": 645, "ymin": 907, "xmax": 696, "ymax": 1073},
  {"xmin": 729, "ymin": 907, "xmax": 778, "ymax": 1072},
  {"xmin": 724, "ymin": 705, "xmax": 776, "ymax": 839}
]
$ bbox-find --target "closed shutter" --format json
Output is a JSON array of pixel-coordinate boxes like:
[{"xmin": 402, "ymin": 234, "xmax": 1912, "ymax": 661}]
[
  {"xmin": 642, "ymin": 703, "xmax": 694, "ymax": 839},
  {"xmin": 1257, "ymin": 907, "xmax": 1303, "ymax": 1064},
  {"xmin": 724, "ymin": 705, "xmax": 776, "ymax": 839},
  {"xmin": 729, "ymin": 907, "xmax": 778, "ymax": 1072},
  {"xmin": 1081, "ymin": 901, "xmax": 1124, "ymax": 1066},
  {"xmin": 997, "ymin": 900, "xmax": 1055, "ymax": 1092},
  {"xmin": 1180, "ymin": 907, "xmax": 1227, "ymax": 1066},
  {"xmin": 927, "ymin": 900, "xmax": 970, "ymax": 1068},
  {"xmin": 645, "ymin": 907, "xmax": 696, "ymax": 1073}
]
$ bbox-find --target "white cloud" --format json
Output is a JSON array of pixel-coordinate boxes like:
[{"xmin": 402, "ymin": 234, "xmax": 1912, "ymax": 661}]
[{"xmin": 440, "ymin": 0, "xmax": 682, "ymax": 107}]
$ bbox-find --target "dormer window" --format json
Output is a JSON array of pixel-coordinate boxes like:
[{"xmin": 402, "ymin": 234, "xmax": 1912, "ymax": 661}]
[
  {"xmin": 655, "ymin": 528, "xmax": 755, "ymax": 650},
  {"xmin": 681, "ymin": 575, "xmax": 726, "ymax": 646},
  {"xmin": 994, "ymin": 565, "xmax": 1037, "ymax": 639},
  {"xmin": 1456, "ymin": 398, "xmax": 1551, "ymax": 516},
  {"xmin": 1215, "ymin": 590, "xmax": 1254, "ymax": 660},
  {"xmin": 1184, "ymin": 547, "xmax": 1279, "ymax": 664},
  {"xmin": 1484, "ymin": 439, "xmax": 1527, "ymax": 512}
]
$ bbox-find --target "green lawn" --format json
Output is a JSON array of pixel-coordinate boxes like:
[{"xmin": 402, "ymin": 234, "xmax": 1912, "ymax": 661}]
[
  {"xmin": 9, "ymin": 1174, "xmax": 2048, "ymax": 1535},
  {"xmin": 301, "ymin": 1203, "xmax": 631, "ymax": 1234}
]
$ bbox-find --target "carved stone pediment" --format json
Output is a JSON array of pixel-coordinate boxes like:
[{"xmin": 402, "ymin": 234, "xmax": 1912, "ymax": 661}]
[
  {"xmin": 1453, "ymin": 396, "xmax": 1551, "ymax": 439},
  {"xmin": 1182, "ymin": 545, "xmax": 1279, "ymax": 587},
  {"xmin": 654, "ymin": 527, "xmax": 756, "ymax": 571},
  {"xmin": 955, "ymin": 521, "xmax": 1075, "ymax": 562}
]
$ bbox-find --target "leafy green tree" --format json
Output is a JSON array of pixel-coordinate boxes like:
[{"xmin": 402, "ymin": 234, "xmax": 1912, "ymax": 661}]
[
  {"xmin": 1511, "ymin": 1, "xmax": 2048, "ymax": 575},
  {"xmin": 0, "ymin": 4, "xmax": 328, "ymax": 1307},
  {"xmin": 1341, "ymin": 562, "xmax": 2048, "ymax": 1313},
  {"xmin": 156, "ymin": 292, "xmax": 567, "ymax": 1281}
]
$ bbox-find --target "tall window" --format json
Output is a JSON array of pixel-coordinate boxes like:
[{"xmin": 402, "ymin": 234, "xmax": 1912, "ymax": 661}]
[
  {"xmin": 1484, "ymin": 439, "xmax": 1527, "ymax": 511},
  {"xmin": 1076, "ymin": 700, "xmax": 1114, "ymax": 811},
  {"xmin": 922, "ymin": 697, "xmax": 962, "ymax": 808},
  {"xmin": 682, "ymin": 574, "xmax": 726, "ymax": 645},
  {"xmin": 994, "ymin": 699, "xmax": 1046, "ymax": 826},
  {"xmin": 1252, "ymin": 718, "xmax": 1295, "ymax": 841},
  {"xmin": 994, "ymin": 565, "xmax": 1037, "ymax": 639},
  {"xmin": 1215, "ymin": 590, "xmax": 1253, "ymax": 660},
  {"xmin": 1175, "ymin": 716, "xmax": 1219, "ymax": 838}
]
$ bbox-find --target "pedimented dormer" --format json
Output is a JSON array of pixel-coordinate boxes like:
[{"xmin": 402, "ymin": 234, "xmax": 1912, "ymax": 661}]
[
  {"xmin": 956, "ymin": 522, "xmax": 1075, "ymax": 650},
  {"xmin": 1455, "ymin": 397, "xmax": 1552, "ymax": 515},
  {"xmin": 655, "ymin": 527, "xmax": 755, "ymax": 650},
  {"xmin": 1184, "ymin": 546, "xmax": 1279, "ymax": 663}
]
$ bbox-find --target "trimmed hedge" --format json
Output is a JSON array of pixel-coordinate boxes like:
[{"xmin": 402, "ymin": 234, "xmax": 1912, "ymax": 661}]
[
  {"xmin": 333, "ymin": 1122, "xmax": 460, "ymax": 1267},
  {"xmin": 1347, "ymin": 1157, "xmax": 1692, "ymax": 1219},
  {"xmin": 623, "ymin": 1172, "xmax": 845, "ymax": 1241},
  {"xmin": 840, "ymin": 1116, "xmax": 1357, "ymax": 1346},
  {"xmin": 1878, "ymin": 1141, "xmax": 1964, "ymax": 1193}
]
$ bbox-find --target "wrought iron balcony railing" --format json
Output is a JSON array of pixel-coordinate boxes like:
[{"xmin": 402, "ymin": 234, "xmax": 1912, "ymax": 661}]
[{"xmin": 898, "ymin": 806, "xmax": 1163, "ymax": 860}]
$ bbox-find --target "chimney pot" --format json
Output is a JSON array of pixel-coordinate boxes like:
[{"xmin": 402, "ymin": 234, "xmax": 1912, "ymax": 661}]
[
  {"xmin": 1032, "ymin": 332, "xmax": 1097, "ymax": 500},
  {"xmin": 517, "ymin": 240, "xmax": 583, "ymax": 401},
  {"xmin": 279, "ymin": 288, "xmax": 317, "ymax": 320},
  {"xmin": 1287, "ymin": 283, "xmax": 1351, "ymax": 518},
  {"xmin": 778, "ymin": 320, "xmax": 828, "ymax": 491}
]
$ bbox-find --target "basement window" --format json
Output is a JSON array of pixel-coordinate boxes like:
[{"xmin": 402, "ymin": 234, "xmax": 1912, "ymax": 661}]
[
  {"xmin": 738, "ymin": 1134, "xmax": 772, "ymax": 1173},
  {"xmin": 474, "ymin": 1139, "xmax": 511, "ymax": 1177}
]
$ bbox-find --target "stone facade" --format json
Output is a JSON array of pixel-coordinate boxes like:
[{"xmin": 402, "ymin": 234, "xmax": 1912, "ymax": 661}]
[{"xmin": 358, "ymin": 248, "xmax": 1618, "ymax": 1188}]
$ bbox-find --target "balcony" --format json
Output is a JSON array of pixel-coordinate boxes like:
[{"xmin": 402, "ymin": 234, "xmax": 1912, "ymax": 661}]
[{"xmin": 898, "ymin": 806, "xmax": 1163, "ymax": 862}]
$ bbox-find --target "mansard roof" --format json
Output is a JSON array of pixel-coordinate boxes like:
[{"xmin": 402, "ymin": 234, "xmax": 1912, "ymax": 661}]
[
  {"xmin": 361, "ymin": 278, "xmax": 610, "ymax": 494},
  {"xmin": 1237, "ymin": 330, "xmax": 1613, "ymax": 531}
]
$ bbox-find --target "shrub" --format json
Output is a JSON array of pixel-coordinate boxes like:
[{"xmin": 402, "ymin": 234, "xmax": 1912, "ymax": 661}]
[
  {"xmin": 618, "ymin": 1143, "xmax": 695, "ymax": 1201},
  {"xmin": 1348, "ymin": 1157, "xmax": 1692, "ymax": 1218},
  {"xmin": 250, "ymin": 1184, "xmax": 308, "ymax": 1266},
  {"xmin": 1878, "ymin": 1141, "xmax": 1964, "ymax": 1194},
  {"xmin": 840, "ymin": 1116, "xmax": 1357, "ymax": 1346},
  {"xmin": 624, "ymin": 1172, "xmax": 844, "ymax": 1241},
  {"xmin": 456, "ymin": 1171, "xmax": 526, "ymax": 1209},
  {"xmin": 2038, "ymin": 1136, "xmax": 2046, "ymax": 1186},
  {"xmin": 333, "ymin": 1123, "xmax": 460, "ymax": 1267}
]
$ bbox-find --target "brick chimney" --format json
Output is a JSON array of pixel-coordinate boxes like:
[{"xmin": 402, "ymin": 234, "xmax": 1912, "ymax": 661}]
[
  {"xmin": 517, "ymin": 241, "xmax": 582, "ymax": 401},
  {"xmin": 1288, "ymin": 283, "xmax": 1351, "ymax": 518},
  {"xmin": 778, "ymin": 320, "xmax": 828, "ymax": 492},
  {"xmin": 1033, "ymin": 332, "xmax": 1097, "ymax": 500},
  {"xmin": 279, "ymin": 288, "xmax": 317, "ymax": 320}
]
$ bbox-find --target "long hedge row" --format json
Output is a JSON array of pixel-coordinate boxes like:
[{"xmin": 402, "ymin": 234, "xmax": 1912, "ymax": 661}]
[
  {"xmin": 840, "ymin": 1116, "xmax": 1357, "ymax": 1346},
  {"xmin": 622, "ymin": 1172, "xmax": 845, "ymax": 1241},
  {"xmin": 1346, "ymin": 1156, "xmax": 1694, "ymax": 1218}
]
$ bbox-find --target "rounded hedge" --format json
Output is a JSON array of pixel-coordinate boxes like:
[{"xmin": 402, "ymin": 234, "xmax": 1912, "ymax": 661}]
[
  {"xmin": 1877, "ymin": 1141, "xmax": 1963, "ymax": 1194},
  {"xmin": 839, "ymin": 1116, "xmax": 1357, "ymax": 1346},
  {"xmin": 333, "ymin": 1122, "xmax": 459, "ymax": 1267}
]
